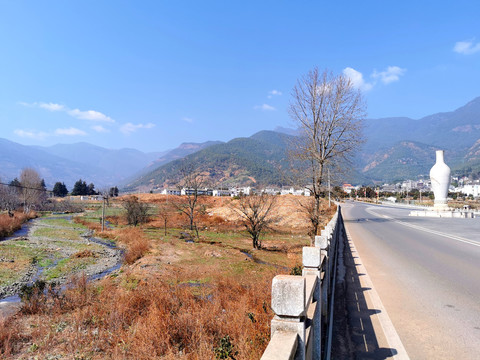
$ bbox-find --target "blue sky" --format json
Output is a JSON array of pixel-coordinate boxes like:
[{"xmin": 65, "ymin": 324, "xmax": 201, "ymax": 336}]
[{"xmin": 1, "ymin": 1, "xmax": 479, "ymax": 153}]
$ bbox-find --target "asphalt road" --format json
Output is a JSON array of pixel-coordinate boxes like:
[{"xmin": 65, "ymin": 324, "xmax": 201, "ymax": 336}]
[{"xmin": 341, "ymin": 201, "xmax": 480, "ymax": 360}]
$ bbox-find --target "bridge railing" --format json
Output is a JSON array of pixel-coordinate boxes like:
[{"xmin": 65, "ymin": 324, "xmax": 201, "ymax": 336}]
[{"xmin": 261, "ymin": 206, "xmax": 343, "ymax": 360}]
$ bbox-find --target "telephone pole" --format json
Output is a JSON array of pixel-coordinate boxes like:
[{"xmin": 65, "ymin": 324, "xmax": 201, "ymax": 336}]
[
  {"xmin": 101, "ymin": 195, "xmax": 106, "ymax": 232},
  {"xmin": 328, "ymin": 169, "xmax": 331, "ymax": 207}
]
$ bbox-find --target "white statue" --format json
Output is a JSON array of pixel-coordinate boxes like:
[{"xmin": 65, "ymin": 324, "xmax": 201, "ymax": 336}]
[{"xmin": 430, "ymin": 150, "xmax": 451, "ymax": 210}]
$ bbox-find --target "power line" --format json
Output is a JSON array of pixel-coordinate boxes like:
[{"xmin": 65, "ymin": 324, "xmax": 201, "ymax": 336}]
[{"xmin": 0, "ymin": 182, "xmax": 53, "ymax": 193}]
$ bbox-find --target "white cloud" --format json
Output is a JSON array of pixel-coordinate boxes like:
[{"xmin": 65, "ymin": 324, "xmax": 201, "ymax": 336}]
[
  {"xmin": 453, "ymin": 39, "xmax": 480, "ymax": 55},
  {"xmin": 19, "ymin": 101, "xmax": 66, "ymax": 112},
  {"xmin": 120, "ymin": 122, "xmax": 155, "ymax": 135},
  {"xmin": 372, "ymin": 66, "xmax": 406, "ymax": 84},
  {"xmin": 54, "ymin": 127, "xmax": 87, "ymax": 136},
  {"xmin": 14, "ymin": 127, "xmax": 87, "ymax": 139},
  {"xmin": 14, "ymin": 129, "xmax": 49, "ymax": 140},
  {"xmin": 19, "ymin": 101, "xmax": 115, "ymax": 123},
  {"xmin": 18, "ymin": 101, "xmax": 33, "ymax": 108},
  {"xmin": 92, "ymin": 125, "xmax": 110, "ymax": 133},
  {"xmin": 67, "ymin": 109, "xmax": 114, "ymax": 123},
  {"xmin": 254, "ymin": 104, "xmax": 276, "ymax": 111},
  {"xmin": 39, "ymin": 102, "xmax": 65, "ymax": 112},
  {"xmin": 343, "ymin": 66, "xmax": 406, "ymax": 91},
  {"xmin": 182, "ymin": 117, "xmax": 194, "ymax": 123},
  {"xmin": 342, "ymin": 67, "xmax": 374, "ymax": 91},
  {"xmin": 268, "ymin": 90, "xmax": 282, "ymax": 98}
]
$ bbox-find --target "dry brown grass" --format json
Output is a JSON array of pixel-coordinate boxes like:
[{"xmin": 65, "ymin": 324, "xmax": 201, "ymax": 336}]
[
  {"xmin": 115, "ymin": 228, "xmax": 151, "ymax": 264},
  {"xmin": 0, "ymin": 211, "xmax": 36, "ymax": 238},
  {"xmin": 73, "ymin": 250, "xmax": 97, "ymax": 258},
  {"xmin": 134, "ymin": 194, "xmax": 324, "ymax": 233},
  {"xmin": 0, "ymin": 272, "xmax": 272, "ymax": 359},
  {"xmin": 73, "ymin": 217, "xmax": 150, "ymax": 265},
  {"xmin": 73, "ymin": 215, "xmax": 101, "ymax": 231}
]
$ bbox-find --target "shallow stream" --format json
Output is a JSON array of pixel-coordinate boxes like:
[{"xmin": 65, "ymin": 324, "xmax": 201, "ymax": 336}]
[{"xmin": 0, "ymin": 214, "xmax": 123, "ymax": 310}]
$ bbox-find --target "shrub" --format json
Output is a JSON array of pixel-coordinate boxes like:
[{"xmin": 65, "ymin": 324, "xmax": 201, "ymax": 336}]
[
  {"xmin": 115, "ymin": 228, "xmax": 150, "ymax": 264},
  {"xmin": 290, "ymin": 264, "xmax": 303, "ymax": 275},
  {"xmin": 0, "ymin": 211, "xmax": 36, "ymax": 238}
]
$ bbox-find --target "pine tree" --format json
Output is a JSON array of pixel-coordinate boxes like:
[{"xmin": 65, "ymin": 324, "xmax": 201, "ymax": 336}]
[
  {"xmin": 53, "ymin": 182, "xmax": 68, "ymax": 197},
  {"xmin": 87, "ymin": 183, "xmax": 97, "ymax": 195},
  {"xmin": 72, "ymin": 179, "xmax": 88, "ymax": 196}
]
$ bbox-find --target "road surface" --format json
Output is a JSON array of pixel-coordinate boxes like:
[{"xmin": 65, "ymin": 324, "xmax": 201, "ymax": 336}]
[{"xmin": 341, "ymin": 201, "xmax": 480, "ymax": 359}]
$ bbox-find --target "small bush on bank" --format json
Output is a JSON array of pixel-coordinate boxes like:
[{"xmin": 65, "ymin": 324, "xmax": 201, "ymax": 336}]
[
  {"xmin": 0, "ymin": 211, "xmax": 36, "ymax": 239},
  {"xmin": 115, "ymin": 228, "xmax": 150, "ymax": 264}
]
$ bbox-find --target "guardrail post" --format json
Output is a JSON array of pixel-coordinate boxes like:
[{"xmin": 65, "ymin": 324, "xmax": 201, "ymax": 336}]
[
  {"xmin": 271, "ymin": 275, "xmax": 306, "ymax": 360},
  {"xmin": 320, "ymin": 228, "xmax": 332, "ymax": 318},
  {"xmin": 303, "ymin": 247, "xmax": 322, "ymax": 360}
]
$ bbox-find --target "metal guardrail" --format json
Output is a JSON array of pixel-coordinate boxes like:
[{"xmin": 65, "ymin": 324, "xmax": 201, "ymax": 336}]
[{"xmin": 261, "ymin": 206, "xmax": 344, "ymax": 360}]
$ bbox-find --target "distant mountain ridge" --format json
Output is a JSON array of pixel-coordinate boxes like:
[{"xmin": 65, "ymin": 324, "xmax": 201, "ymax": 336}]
[
  {"xmin": 359, "ymin": 97, "xmax": 480, "ymax": 182},
  {"xmin": 119, "ymin": 141, "xmax": 223, "ymax": 187},
  {"xmin": 141, "ymin": 141, "xmax": 223, "ymax": 172},
  {"xmin": 123, "ymin": 131, "xmax": 295, "ymax": 191},
  {"xmin": 0, "ymin": 138, "xmax": 100, "ymax": 187},
  {"xmin": 0, "ymin": 139, "xmax": 220, "ymax": 189},
  {"xmin": 3, "ymin": 97, "xmax": 480, "ymax": 189},
  {"xmin": 126, "ymin": 97, "xmax": 480, "ymax": 189},
  {"xmin": 36, "ymin": 142, "xmax": 165, "ymax": 184},
  {"xmin": 363, "ymin": 97, "xmax": 480, "ymax": 155}
]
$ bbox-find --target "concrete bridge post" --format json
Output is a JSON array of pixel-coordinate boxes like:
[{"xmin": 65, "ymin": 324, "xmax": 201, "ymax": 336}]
[
  {"xmin": 270, "ymin": 275, "xmax": 307, "ymax": 360},
  {"xmin": 303, "ymin": 246, "xmax": 322, "ymax": 360}
]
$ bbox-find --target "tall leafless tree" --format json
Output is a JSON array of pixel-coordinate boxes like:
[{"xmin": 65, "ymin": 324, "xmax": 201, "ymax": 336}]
[
  {"xmin": 174, "ymin": 162, "xmax": 208, "ymax": 232},
  {"xmin": 233, "ymin": 193, "xmax": 278, "ymax": 249},
  {"xmin": 19, "ymin": 168, "xmax": 46, "ymax": 214},
  {"xmin": 289, "ymin": 68, "xmax": 366, "ymax": 239}
]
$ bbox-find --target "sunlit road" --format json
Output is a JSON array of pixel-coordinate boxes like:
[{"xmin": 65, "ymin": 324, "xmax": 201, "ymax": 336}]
[{"xmin": 342, "ymin": 201, "xmax": 480, "ymax": 359}]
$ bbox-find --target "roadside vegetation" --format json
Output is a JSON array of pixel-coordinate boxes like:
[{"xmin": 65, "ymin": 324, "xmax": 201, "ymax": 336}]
[{"xmin": 0, "ymin": 193, "xmax": 336, "ymax": 359}]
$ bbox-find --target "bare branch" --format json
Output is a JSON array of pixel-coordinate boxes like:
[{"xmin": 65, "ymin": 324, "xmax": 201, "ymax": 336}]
[
  {"xmin": 232, "ymin": 194, "xmax": 278, "ymax": 249},
  {"xmin": 289, "ymin": 68, "xmax": 366, "ymax": 238}
]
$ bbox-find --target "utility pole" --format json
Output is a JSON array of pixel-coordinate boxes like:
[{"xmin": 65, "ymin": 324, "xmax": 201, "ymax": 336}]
[
  {"xmin": 101, "ymin": 195, "xmax": 106, "ymax": 232},
  {"xmin": 328, "ymin": 169, "xmax": 331, "ymax": 207},
  {"xmin": 165, "ymin": 191, "xmax": 169, "ymax": 236}
]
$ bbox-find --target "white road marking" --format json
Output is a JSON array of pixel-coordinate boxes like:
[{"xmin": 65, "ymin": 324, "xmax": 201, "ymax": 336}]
[
  {"xmin": 365, "ymin": 208, "xmax": 480, "ymax": 248},
  {"xmin": 363, "ymin": 334, "xmax": 369, "ymax": 352}
]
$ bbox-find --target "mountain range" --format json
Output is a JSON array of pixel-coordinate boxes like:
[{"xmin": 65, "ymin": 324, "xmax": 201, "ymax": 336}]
[
  {"xmin": 0, "ymin": 139, "xmax": 221, "ymax": 189},
  {"xmin": 360, "ymin": 96, "xmax": 480, "ymax": 182},
  {"xmin": 1, "ymin": 97, "xmax": 480, "ymax": 190},
  {"xmin": 123, "ymin": 131, "xmax": 294, "ymax": 191}
]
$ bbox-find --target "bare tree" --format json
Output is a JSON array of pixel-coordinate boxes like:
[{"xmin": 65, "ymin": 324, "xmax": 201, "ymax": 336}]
[
  {"xmin": 19, "ymin": 168, "xmax": 46, "ymax": 214},
  {"xmin": 0, "ymin": 180, "xmax": 20, "ymax": 214},
  {"xmin": 157, "ymin": 201, "xmax": 174, "ymax": 236},
  {"xmin": 233, "ymin": 194, "xmax": 278, "ymax": 249},
  {"xmin": 289, "ymin": 68, "xmax": 365, "ymax": 239},
  {"xmin": 174, "ymin": 162, "xmax": 208, "ymax": 231}
]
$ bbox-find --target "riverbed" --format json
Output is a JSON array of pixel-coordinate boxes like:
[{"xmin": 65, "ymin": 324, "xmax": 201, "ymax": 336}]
[{"xmin": 0, "ymin": 214, "xmax": 123, "ymax": 309}]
